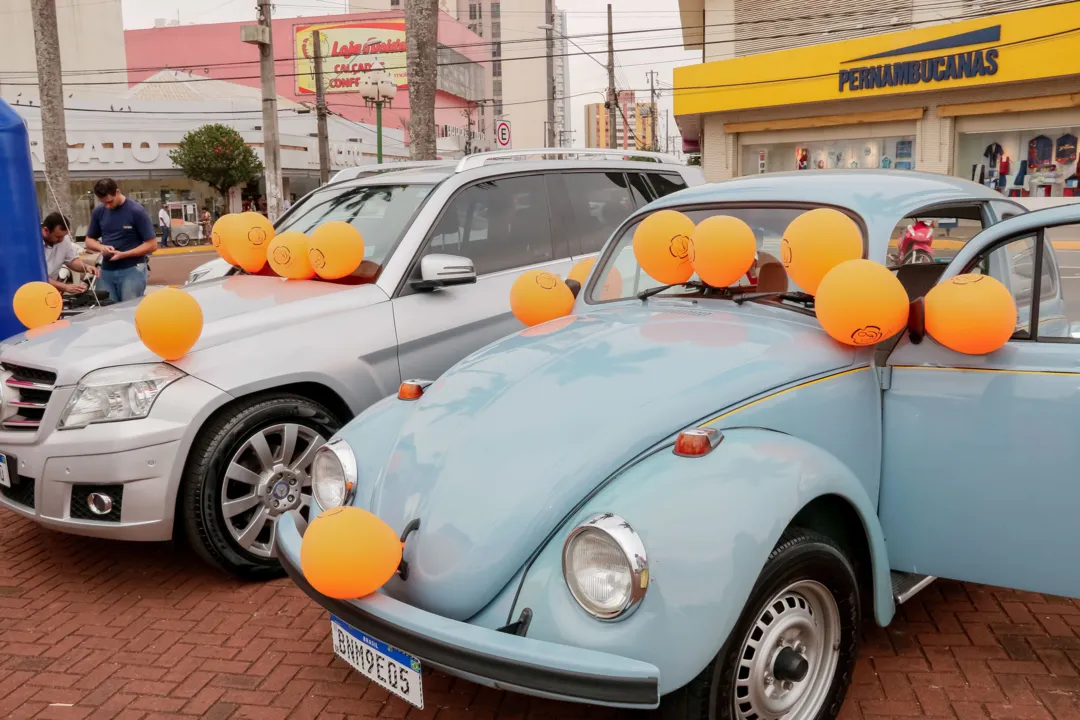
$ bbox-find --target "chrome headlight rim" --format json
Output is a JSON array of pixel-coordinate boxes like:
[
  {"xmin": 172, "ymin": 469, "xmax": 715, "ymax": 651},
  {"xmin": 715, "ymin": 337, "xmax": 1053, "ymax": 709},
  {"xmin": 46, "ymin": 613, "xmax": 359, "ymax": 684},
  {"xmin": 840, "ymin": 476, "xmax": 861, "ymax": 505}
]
[
  {"xmin": 57, "ymin": 363, "xmax": 186, "ymax": 430},
  {"xmin": 311, "ymin": 439, "xmax": 358, "ymax": 511},
  {"xmin": 562, "ymin": 513, "xmax": 649, "ymax": 622}
]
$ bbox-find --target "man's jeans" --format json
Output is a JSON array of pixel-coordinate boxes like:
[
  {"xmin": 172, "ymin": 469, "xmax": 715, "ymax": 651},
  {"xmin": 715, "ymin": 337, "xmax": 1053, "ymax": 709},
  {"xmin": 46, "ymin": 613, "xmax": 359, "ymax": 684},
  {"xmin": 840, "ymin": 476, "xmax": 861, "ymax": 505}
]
[
  {"xmin": 99, "ymin": 264, "xmax": 148, "ymax": 303},
  {"xmin": 160, "ymin": 225, "xmax": 170, "ymax": 246}
]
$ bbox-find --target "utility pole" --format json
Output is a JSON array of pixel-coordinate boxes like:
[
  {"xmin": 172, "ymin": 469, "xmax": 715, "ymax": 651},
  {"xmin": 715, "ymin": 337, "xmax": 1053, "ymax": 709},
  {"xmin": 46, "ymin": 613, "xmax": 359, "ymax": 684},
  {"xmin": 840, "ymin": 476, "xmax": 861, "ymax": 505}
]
[
  {"xmin": 463, "ymin": 106, "xmax": 474, "ymax": 155},
  {"xmin": 405, "ymin": 0, "xmax": 438, "ymax": 160},
  {"xmin": 313, "ymin": 30, "xmax": 331, "ymax": 185},
  {"xmin": 606, "ymin": 4, "xmax": 617, "ymax": 150},
  {"xmin": 646, "ymin": 70, "xmax": 659, "ymax": 152},
  {"xmin": 31, "ymin": 0, "xmax": 73, "ymax": 219},
  {"xmin": 545, "ymin": 0, "xmax": 555, "ymax": 147},
  {"xmin": 242, "ymin": 1, "xmax": 284, "ymax": 220}
]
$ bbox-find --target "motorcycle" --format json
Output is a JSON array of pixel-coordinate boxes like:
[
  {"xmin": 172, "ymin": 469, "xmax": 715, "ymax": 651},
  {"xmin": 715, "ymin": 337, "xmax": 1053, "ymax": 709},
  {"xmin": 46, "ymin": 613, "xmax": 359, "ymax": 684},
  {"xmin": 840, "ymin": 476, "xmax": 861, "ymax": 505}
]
[{"xmin": 898, "ymin": 219, "xmax": 936, "ymax": 264}]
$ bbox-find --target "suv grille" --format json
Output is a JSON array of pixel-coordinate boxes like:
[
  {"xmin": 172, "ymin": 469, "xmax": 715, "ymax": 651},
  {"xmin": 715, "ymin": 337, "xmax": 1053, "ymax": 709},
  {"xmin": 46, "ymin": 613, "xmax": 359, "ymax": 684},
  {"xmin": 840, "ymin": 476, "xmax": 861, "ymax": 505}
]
[{"xmin": 2, "ymin": 363, "xmax": 57, "ymax": 431}]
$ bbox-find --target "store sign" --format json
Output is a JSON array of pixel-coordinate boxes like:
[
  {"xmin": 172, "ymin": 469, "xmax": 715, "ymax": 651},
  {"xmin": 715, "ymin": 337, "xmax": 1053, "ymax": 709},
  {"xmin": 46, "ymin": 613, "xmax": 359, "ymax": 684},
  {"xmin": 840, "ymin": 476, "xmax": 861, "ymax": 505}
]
[
  {"xmin": 294, "ymin": 20, "xmax": 407, "ymax": 95},
  {"xmin": 839, "ymin": 26, "xmax": 1000, "ymax": 92},
  {"xmin": 27, "ymin": 132, "xmax": 167, "ymax": 170},
  {"xmin": 674, "ymin": 2, "xmax": 1080, "ymax": 116}
]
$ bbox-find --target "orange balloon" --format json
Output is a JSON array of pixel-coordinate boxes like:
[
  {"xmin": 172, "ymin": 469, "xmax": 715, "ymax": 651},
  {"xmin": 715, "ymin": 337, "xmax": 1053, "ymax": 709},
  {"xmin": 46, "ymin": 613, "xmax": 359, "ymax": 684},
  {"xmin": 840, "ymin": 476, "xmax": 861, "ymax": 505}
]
[
  {"xmin": 267, "ymin": 231, "xmax": 316, "ymax": 279},
  {"xmin": 689, "ymin": 215, "xmax": 757, "ymax": 288},
  {"xmin": 509, "ymin": 270, "xmax": 575, "ymax": 327},
  {"xmin": 225, "ymin": 212, "xmax": 274, "ymax": 274},
  {"xmin": 13, "ymin": 282, "xmax": 62, "ymax": 329},
  {"xmin": 815, "ymin": 260, "xmax": 909, "ymax": 347},
  {"xmin": 210, "ymin": 214, "xmax": 240, "ymax": 266},
  {"xmin": 781, "ymin": 208, "xmax": 863, "ymax": 295},
  {"xmin": 567, "ymin": 258, "xmax": 623, "ymax": 300},
  {"xmin": 308, "ymin": 221, "xmax": 365, "ymax": 280},
  {"xmin": 134, "ymin": 288, "xmax": 204, "ymax": 360},
  {"xmin": 301, "ymin": 507, "xmax": 403, "ymax": 600},
  {"xmin": 632, "ymin": 210, "xmax": 695, "ymax": 285},
  {"xmin": 925, "ymin": 273, "xmax": 1017, "ymax": 355}
]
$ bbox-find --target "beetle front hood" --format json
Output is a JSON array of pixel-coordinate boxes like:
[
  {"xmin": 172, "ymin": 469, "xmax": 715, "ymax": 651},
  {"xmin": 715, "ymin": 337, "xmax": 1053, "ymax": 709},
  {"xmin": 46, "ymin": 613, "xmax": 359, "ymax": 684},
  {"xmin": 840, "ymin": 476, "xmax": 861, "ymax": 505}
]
[{"xmin": 369, "ymin": 301, "xmax": 856, "ymax": 621}]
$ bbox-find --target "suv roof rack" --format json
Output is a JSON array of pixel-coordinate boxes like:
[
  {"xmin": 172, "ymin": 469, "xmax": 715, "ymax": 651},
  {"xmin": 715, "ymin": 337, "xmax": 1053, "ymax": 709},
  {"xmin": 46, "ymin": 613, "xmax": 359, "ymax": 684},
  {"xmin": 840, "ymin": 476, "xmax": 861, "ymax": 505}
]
[
  {"xmin": 454, "ymin": 148, "xmax": 682, "ymax": 173},
  {"xmin": 330, "ymin": 159, "xmax": 454, "ymax": 183}
]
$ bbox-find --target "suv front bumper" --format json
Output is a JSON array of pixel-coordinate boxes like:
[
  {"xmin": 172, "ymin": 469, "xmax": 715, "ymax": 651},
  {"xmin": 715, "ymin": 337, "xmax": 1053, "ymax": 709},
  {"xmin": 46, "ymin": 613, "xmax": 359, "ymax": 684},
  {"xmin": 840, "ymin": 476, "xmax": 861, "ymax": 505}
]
[
  {"xmin": 0, "ymin": 375, "xmax": 229, "ymax": 541},
  {"xmin": 274, "ymin": 513, "xmax": 661, "ymax": 708}
]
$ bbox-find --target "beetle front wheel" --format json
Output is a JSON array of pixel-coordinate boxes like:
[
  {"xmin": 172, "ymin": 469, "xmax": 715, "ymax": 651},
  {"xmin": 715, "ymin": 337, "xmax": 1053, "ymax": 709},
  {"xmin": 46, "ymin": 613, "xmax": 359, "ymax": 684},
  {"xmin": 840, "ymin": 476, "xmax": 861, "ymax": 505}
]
[{"xmin": 661, "ymin": 528, "xmax": 860, "ymax": 720}]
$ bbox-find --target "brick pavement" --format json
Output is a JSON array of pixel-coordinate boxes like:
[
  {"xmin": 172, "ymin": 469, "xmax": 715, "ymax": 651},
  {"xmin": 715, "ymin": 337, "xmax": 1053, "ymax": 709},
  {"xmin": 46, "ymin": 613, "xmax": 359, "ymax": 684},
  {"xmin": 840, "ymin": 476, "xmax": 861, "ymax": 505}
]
[{"xmin": 2, "ymin": 507, "xmax": 1079, "ymax": 720}]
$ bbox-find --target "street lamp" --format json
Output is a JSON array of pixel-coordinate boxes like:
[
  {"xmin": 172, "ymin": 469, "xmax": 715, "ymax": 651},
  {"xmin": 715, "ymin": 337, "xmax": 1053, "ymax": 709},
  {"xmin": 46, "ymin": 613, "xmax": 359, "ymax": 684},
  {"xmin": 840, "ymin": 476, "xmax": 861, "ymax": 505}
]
[{"xmin": 360, "ymin": 65, "xmax": 398, "ymax": 164}]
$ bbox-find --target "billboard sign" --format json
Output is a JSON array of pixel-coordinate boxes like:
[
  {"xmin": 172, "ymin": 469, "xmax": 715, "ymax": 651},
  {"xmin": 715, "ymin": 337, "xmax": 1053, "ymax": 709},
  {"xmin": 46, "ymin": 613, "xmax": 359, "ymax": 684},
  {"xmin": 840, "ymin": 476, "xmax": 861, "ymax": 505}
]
[{"xmin": 294, "ymin": 20, "xmax": 407, "ymax": 95}]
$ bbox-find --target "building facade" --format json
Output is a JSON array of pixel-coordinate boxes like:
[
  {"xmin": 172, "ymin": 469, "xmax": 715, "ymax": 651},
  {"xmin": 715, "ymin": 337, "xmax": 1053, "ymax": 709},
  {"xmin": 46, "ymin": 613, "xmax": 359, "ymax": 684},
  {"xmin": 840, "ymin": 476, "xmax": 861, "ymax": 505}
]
[
  {"xmin": 584, "ymin": 91, "xmax": 655, "ymax": 150},
  {"xmin": 125, "ymin": 8, "xmax": 493, "ymax": 157},
  {"xmin": 352, "ymin": 0, "xmax": 569, "ymax": 148},
  {"xmin": 674, "ymin": 0, "xmax": 1080, "ymax": 208}
]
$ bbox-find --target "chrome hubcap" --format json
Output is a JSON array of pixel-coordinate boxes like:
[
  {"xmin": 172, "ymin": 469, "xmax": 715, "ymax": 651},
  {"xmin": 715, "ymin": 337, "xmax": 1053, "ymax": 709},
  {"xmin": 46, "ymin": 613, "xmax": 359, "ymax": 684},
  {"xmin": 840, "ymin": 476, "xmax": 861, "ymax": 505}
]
[
  {"xmin": 733, "ymin": 580, "xmax": 841, "ymax": 720},
  {"xmin": 221, "ymin": 423, "xmax": 325, "ymax": 558}
]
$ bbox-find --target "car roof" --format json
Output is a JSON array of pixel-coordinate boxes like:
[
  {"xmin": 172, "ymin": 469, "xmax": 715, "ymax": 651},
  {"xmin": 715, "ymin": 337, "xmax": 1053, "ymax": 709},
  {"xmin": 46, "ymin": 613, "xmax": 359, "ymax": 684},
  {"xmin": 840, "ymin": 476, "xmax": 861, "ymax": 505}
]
[
  {"xmin": 450, "ymin": 158, "xmax": 693, "ymax": 183},
  {"xmin": 646, "ymin": 170, "xmax": 1014, "ymax": 259}
]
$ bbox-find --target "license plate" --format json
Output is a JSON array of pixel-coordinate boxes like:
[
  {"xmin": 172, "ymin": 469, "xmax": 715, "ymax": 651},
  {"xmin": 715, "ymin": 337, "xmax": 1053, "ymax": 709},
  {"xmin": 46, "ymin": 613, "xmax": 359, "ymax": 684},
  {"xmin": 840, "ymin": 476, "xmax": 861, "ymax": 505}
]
[
  {"xmin": 0, "ymin": 454, "xmax": 10, "ymax": 488},
  {"xmin": 331, "ymin": 616, "xmax": 424, "ymax": 708}
]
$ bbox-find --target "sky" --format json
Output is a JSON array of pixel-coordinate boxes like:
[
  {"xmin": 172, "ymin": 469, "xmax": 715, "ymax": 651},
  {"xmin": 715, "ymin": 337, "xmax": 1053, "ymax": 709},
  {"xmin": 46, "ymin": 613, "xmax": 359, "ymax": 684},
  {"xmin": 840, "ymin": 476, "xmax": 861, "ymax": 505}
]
[{"xmin": 119, "ymin": 0, "xmax": 699, "ymax": 149}]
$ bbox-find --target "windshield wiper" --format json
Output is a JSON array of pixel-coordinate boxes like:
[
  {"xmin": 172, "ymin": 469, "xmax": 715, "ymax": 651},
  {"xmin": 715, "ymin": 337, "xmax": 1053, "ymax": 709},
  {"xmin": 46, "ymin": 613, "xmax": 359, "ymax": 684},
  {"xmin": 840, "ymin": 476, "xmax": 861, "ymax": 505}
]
[
  {"xmin": 733, "ymin": 290, "xmax": 815, "ymax": 307},
  {"xmin": 637, "ymin": 280, "xmax": 709, "ymax": 301}
]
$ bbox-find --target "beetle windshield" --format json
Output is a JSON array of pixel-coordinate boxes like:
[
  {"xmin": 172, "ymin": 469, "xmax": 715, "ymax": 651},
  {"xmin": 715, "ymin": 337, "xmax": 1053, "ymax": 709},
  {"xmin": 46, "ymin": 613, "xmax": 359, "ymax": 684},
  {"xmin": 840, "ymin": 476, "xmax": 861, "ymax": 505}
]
[
  {"xmin": 276, "ymin": 183, "xmax": 434, "ymax": 282},
  {"xmin": 588, "ymin": 206, "xmax": 866, "ymax": 303}
]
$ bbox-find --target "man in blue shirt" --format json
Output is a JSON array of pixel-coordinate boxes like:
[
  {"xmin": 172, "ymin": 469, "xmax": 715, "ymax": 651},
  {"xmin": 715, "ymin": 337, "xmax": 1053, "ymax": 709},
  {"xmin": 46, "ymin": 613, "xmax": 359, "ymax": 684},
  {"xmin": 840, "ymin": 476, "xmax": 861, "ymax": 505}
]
[{"xmin": 85, "ymin": 178, "xmax": 158, "ymax": 302}]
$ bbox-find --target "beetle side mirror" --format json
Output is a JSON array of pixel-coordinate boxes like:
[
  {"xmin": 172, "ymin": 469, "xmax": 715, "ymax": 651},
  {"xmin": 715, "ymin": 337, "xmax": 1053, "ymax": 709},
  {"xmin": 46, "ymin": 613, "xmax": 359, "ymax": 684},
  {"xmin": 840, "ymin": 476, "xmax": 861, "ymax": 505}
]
[
  {"xmin": 908, "ymin": 297, "xmax": 925, "ymax": 344},
  {"xmin": 411, "ymin": 254, "xmax": 477, "ymax": 291},
  {"xmin": 565, "ymin": 279, "xmax": 581, "ymax": 299}
]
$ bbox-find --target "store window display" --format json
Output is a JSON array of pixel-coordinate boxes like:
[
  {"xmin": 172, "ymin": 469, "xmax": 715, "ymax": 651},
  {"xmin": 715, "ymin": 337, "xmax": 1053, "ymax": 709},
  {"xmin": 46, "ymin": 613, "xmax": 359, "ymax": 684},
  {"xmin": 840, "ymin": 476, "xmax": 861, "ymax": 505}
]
[
  {"xmin": 958, "ymin": 128, "xmax": 1080, "ymax": 198},
  {"xmin": 739, "ymin": 136, "xmax": 916, "ymax": 175}
]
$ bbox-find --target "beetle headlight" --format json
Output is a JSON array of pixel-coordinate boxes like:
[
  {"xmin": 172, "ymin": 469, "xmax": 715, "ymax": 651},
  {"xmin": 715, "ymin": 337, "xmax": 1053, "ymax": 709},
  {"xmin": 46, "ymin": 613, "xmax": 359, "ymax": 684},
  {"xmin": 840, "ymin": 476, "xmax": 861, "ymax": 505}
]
[
  {"xmin": 562, "ymin": 513, "xmax": 648, "ymax": 621},
  {"xmin": 311, "ymin": 439, "xmax": 357, "ymax": 511}
]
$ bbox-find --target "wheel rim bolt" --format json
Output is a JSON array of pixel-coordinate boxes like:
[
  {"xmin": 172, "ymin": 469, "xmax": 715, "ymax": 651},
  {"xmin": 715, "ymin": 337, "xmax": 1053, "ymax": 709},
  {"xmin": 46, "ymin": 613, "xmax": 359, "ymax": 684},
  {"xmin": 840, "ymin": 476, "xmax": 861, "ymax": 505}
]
[
  {"xmin": 764, "ymin": 673, "xmax": 773, "ymax": 685},
  {"xmin": 783, "ymin": 681, "xmax": 794, "ymax": 691}
]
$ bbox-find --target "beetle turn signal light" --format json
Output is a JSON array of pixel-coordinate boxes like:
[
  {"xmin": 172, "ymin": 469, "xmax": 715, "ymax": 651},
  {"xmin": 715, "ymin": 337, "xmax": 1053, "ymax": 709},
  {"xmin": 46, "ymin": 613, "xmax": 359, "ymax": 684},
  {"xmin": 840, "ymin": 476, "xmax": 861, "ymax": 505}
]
[
  {"xmin": 398, "ymin": 380, "xmax": 432, "ymax": 401},
  {"xmin": 673, "ymin": 427, "xmax": 724, "ymax": 457}
]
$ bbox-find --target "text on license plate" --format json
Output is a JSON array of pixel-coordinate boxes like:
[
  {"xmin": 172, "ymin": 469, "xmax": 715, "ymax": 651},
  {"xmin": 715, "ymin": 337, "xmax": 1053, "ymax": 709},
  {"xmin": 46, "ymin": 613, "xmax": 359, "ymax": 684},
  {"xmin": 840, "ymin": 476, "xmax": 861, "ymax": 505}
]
[
  {"xmin": 0, "ymin": 454, "xmax": 10, "ymax": 488},
  {"xmin": 331, "ymin": 616, "xmax": 424, "ymax": 708}
]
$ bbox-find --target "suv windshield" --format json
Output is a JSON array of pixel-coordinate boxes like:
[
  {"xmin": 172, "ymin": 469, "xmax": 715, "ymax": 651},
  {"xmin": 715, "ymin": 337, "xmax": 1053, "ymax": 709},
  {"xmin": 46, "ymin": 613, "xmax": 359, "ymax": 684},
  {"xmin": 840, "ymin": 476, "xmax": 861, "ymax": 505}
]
[
  {"xmin": 276, "ymin": 183, "xmax": 434, "ymax": 280},
  {"xmin": 589, "ymin": 206, "xmax": 866, "ymax": 302}
]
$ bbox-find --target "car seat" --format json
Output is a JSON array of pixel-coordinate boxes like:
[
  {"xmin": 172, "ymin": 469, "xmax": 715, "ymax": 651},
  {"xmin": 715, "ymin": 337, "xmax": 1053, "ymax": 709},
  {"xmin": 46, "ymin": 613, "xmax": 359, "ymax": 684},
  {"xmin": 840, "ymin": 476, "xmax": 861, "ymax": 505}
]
[
  {"xmin": 894, "ymin": 262, "xmax": 945, "ymax": 302},
  {"xmin": 756, "ymin": 251, "xmax": 788, "ymax": 293}
]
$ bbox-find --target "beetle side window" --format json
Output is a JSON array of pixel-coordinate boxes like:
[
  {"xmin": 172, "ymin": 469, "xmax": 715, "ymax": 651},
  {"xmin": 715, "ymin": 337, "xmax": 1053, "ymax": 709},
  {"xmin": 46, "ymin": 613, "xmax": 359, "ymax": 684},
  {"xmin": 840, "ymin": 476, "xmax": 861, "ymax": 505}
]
[
  {"xmin": 562, "ymin": 172, "xmax": 637, "ymax": 255},
  {"xmin": 423, "ymin": 175, "xmax": 554, "ymax": 275},
  {"xmin": 967, "ymin": 232, "xmax": 1065, "ymax": 340},
  {"xmin": 887, "ymin": 206, "xmax": 985, "ymax": 267},
  {"xmin": 647, "ymin": 173, "xmax": 688, "ymax": 199}
]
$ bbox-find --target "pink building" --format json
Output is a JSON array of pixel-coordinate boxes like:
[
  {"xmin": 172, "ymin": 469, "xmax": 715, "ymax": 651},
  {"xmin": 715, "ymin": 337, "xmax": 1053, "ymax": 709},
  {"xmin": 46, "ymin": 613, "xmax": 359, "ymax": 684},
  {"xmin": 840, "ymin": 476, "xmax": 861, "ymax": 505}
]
[{"xmin": 124, "ymin": 9, "xmax": 492, "ymax": 149}]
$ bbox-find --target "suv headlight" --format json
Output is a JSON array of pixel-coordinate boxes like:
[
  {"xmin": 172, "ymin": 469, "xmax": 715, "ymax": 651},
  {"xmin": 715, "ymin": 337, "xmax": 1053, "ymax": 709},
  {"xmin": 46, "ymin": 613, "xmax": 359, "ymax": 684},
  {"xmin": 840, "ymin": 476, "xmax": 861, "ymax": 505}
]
[
  {"xmin": 562, "ymin": 513, "xmax": 649, "ymax": 621},
  {"xmin": 312, "ymin": 440, "xmax": 357, "ymax": 511},
  {"xmin": 59, "ymin": 364, "xmax": 185, "ymax": 429}
]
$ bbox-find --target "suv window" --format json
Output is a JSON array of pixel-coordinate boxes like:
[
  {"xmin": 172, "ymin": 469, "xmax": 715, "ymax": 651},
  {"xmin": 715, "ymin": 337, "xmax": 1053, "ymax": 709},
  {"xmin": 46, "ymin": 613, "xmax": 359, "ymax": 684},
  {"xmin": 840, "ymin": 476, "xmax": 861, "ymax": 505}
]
[
  {"xmin": 425, "ymin": 175, "xmax": 554, "ymax": 275},
  {"xmin": 278, "ymin": 183, "xmax": 434, "ymax": 281},
  {"xmin": 627, "ymin": 173, "xmax": 652, "ymax": 207},
  {"xmin": 562, "ymin": 172, "xmax": 637, "ymax": 255},
  {"xmin": 647, "ymin": 173, "xmax": 688, "ymax": 199}
]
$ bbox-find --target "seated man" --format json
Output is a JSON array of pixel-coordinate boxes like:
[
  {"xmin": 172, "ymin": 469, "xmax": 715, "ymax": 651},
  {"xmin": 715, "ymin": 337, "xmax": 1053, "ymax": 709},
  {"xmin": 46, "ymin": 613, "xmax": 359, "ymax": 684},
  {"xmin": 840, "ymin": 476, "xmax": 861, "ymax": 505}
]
[{"xmin": 42, "ymin": 212, "xmax": 99, "ymax": 294}]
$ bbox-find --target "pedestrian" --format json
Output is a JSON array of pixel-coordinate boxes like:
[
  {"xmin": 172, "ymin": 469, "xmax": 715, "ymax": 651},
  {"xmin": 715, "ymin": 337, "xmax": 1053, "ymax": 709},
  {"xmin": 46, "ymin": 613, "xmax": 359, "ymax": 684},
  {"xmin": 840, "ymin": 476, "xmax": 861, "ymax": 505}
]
[
  {"xmin": 158, "ymin": 205, "xmax": 171, "ymax": 247},
  {"xmin": 42, "ymin": 212, "xmax": 99, "ymax": 294},
  {"xmin": 84, "ymin": 178, "xmax": 157, "ymax": 303},
  {"xmin": 200, "ymin": 206, "xmax": 212, "ymax": 242}
]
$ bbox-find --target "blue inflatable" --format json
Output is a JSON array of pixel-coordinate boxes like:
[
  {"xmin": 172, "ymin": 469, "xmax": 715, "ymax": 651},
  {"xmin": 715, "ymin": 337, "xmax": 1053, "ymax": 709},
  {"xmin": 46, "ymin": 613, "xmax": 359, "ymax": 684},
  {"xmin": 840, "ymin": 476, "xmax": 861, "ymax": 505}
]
[{"xmin": 0, "ymin": 99, "xmax": 48, "ymax": 341}]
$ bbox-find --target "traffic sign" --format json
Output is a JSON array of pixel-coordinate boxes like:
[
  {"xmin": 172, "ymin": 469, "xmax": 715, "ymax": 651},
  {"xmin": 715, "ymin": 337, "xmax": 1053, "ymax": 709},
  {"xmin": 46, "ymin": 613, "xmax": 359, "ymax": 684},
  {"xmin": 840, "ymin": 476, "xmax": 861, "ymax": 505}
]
[{"xmin": 495, "ymin": 120, "xmax": 511, "ymax": 149}]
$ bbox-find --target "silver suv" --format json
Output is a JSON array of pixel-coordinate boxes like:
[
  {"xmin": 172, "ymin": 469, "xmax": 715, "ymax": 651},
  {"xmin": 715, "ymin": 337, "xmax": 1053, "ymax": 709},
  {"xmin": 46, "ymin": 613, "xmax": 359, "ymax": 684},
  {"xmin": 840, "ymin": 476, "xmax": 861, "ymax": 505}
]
[{"xmin": 0, "ymin": 149, "xmax": 702, "ymax": 579}]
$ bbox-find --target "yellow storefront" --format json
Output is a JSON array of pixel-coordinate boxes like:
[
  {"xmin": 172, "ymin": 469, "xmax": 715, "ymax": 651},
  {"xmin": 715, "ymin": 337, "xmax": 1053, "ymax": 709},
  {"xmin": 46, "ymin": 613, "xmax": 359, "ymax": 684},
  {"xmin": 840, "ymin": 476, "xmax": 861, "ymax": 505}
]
[{"xmin": 674, "ymin": 2, "xmax": 1080, "ymax": 205}]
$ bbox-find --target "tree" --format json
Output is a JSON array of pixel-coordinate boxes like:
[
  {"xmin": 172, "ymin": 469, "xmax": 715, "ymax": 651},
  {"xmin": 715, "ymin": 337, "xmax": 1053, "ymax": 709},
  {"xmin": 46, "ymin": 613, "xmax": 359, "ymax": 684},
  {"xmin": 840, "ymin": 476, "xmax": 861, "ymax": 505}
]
[
  {"xmin": 169, "ymin": 124, "xmax": 264, "ymax": 206},
  {"xmin": 31, "ymin": 0, "xmax": 73, "ymax": 219},
  {"xmin": 405, "ymin": 0, "xmax": 438, "ymax": 160}
]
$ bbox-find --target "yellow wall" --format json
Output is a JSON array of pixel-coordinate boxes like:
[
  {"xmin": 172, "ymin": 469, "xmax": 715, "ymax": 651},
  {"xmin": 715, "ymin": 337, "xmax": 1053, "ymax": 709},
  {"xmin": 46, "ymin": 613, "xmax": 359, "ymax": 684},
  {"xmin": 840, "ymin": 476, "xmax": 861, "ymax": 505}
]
[{"xmin": 675, "ymin": 1, "xmax": 1080, "ymax": 116}]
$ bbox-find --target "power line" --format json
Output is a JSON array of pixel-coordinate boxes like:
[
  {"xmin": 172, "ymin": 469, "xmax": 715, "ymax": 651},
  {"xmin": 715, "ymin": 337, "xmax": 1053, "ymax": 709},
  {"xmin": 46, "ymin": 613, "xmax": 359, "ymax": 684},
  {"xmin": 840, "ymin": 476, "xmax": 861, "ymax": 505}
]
[{"xmin": 0, "ymin": 0, "xmax": 1029, "ymax": 79}]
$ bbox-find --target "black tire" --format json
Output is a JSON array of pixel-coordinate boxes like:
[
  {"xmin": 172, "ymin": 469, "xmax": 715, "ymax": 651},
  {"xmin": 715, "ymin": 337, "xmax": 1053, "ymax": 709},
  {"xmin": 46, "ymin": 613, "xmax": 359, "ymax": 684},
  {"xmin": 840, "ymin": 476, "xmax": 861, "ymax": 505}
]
[
  {"xmin": 661, "ymin": 528, "xmax": 860, "ymax": 720},
  {"xmin": 181, "ymin": 393, "xmax": 342, "ymax": 581},
  {"xmin": 174, "ymin": 233, "xmax": 191, "ymax": 247}
]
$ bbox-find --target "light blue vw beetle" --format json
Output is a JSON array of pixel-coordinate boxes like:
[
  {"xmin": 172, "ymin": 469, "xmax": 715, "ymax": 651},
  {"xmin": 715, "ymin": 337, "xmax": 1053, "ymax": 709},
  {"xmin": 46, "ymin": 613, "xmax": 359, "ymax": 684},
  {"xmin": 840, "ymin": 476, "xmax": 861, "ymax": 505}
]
[{"xmin": 276, "ymin": 171, "xmax": 1080, "ymax": 719}]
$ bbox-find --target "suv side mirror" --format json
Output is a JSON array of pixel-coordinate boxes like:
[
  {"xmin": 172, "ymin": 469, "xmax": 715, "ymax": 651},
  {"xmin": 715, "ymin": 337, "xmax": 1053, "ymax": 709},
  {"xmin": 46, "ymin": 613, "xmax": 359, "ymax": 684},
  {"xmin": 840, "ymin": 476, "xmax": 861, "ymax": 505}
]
[{"xmin": 411, "ymin": 254, "xmax": 477, "ymax": 291}]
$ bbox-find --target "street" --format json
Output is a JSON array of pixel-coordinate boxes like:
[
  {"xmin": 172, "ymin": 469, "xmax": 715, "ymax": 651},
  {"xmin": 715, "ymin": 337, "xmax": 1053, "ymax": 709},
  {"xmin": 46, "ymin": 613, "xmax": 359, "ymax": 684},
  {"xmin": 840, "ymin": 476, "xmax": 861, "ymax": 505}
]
[{"xmin": 1, "ymin": 505, "xmax": 1079, "ymax": 720}]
